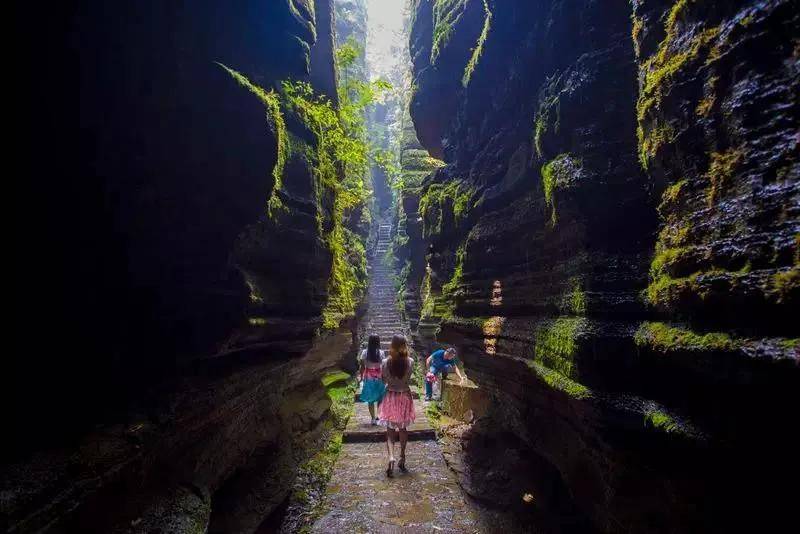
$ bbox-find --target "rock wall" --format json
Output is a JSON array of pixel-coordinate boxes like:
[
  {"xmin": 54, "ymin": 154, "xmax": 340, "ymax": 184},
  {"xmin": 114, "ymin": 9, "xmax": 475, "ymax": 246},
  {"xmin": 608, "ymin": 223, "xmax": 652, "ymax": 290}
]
[
  {"xmin": 6, "ymin": 1, "xmax": 367, "ymax": 532},
  {"xmin": 405, "ymin": 0, "xmax": 799, "ymax": 531}
]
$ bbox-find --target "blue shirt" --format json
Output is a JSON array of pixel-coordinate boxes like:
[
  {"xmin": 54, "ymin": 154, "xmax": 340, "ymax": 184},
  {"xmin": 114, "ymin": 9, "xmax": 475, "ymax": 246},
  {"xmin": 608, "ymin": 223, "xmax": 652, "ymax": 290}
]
[{"xmin": 429, "ymin": 349, "xmax": 457, "ymax": 371}]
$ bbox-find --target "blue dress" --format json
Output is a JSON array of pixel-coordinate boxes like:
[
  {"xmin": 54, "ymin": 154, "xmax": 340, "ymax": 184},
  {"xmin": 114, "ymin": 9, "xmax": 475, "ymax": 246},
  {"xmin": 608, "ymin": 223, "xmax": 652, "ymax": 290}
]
[{"xmin": 360, "ymin": 350, "xmax": 386, "ymax": 403}]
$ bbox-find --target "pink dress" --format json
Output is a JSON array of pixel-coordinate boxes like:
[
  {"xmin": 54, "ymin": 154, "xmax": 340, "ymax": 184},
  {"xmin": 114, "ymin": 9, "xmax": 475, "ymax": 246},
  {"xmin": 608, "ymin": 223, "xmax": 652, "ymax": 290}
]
[{"xmin": 378, "ymin": 357, "xmax": 416, "ymax": 429}]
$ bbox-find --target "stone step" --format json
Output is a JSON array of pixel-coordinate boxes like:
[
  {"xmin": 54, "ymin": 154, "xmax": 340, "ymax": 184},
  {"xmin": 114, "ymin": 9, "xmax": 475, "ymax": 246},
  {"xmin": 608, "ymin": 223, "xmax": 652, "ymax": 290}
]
[{"xmin": 343, "ymin": 397, "xmax": 433, "ymax": 443}]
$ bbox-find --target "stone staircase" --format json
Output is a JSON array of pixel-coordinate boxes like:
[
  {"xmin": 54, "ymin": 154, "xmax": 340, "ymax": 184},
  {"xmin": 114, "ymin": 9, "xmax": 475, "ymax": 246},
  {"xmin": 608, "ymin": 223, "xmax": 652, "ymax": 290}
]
[
  {"xmin": 347, "ymin": 222, "xmax": 428, "ymax": 441},
  {"xmin": 367, "ymin": 223, "xmax": 402, "ymax": 351},
  {"xmin": 311, "ymin": 222, "xmax": 506, "ymax": 532}
]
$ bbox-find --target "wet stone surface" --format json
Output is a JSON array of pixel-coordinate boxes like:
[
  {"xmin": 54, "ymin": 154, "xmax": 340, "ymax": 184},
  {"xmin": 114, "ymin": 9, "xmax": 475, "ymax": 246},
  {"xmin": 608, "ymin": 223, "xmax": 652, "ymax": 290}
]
[{"xmin": 311, "ymin": 441, "xmax": 522, "ymax": 533}]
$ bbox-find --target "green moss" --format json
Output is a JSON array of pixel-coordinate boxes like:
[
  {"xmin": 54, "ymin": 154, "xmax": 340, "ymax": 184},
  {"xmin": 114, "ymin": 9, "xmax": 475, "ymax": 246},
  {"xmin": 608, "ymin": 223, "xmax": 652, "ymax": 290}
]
[
  {"xmin": 320, "ymin": 370, "xmax": 351, "ymax": 388},
  {"xmin": 563, "ymin": 278, "xmax": 587, "ymax": 315},
  {"xmin": 772, "ymin": 267, "xmax": 799, "ymax": 303},
  {"xmin": 740, "ymin": 12, "xmax": 756, "ymax": 27},
  {"xmin": 635, "ymin": 321, "xmax": 735, "ymax": 352},
  {"xmin": 658, "ymin": 179, "xmax": 688, "ymax": 214},
  {"xmin": 526, "ymin": 361, "xmax": 592, "ymax": 400},
  {"xmin": 649, "ymin": 246, "xmax": 690, "ymax": 279},
  {"xmin": 533, "ymin": 317, "xmax": 585, "ymax": 378},
  {"xmin": 645, "ymin": 272, "xmax": 697, "ymax": 308},
  {"xmin": 324, "ymin": 373, "xmax": 357, "ymax": 429},
  {"xmin": 216, "ymin": 63, "xmax": 289, "ymax": 215},
  {"xmin": 795, "ymin": 234, "xmax": 800, "ymax": 265},
  {"xmin": 279, "ymin": 77, "xmax": 373, "ymax": 329},
  {"xmin": 288, "ymin": 0, "xmax": 317, "ymax": 42},
  {"xmin": 706, "ymin": 148, "xmax": 744, "ymax": 206},
  {"xmin": 322, "ymin": 225, "xmax": 367, "ymax": 329},
  {"xmin": 636, "ymin": 0, "xmax": 721, "ymax": 168},
  {"xmin": 533, "ymin": 95, "xmax": 561, "ymax": 158},
  {"xmin": 440, "ymin": 243, "xmax": 467, "ymax": 319},
  {"xmin": 431, "ymin": 0, "xmax": 467, "ymax": 64},
  {"xmin": 462, "ymin": 0, "xmax": 492, "ymax": 87},
  {"xmin": 540, "ymin": 154, "xmax": 582, "ymax": 227},
  {"xmin": 696, "ymin": 75, "xmax": 719, "ymax": 117},
  {"xmin": 643, "ymin": 408, "xmax": 681, "ymax": 433},
  {"xmin": 285, "ymin": 370, "xmax": 355, "ymax": 530},
  {"xmin": 631, "ymin": 15, "xmax": 644, "ymax": 58},
  {"xmin": 637, "ymin": 121, "xmax": 675, "ymax": 169},
  {"xmin": 657, "ymin": 223, "xmax": 690, "ymax": 249},
  {"xmin": 418, "ymin": 180, "xmax": 475, "ymax": 238},
  {"xmin": 420, "ymin": 270, "xmax": 436, "ymax": 320},
  {"xmin": 779, "ymin": 338, "xmax": 800, "ymax": 351}
]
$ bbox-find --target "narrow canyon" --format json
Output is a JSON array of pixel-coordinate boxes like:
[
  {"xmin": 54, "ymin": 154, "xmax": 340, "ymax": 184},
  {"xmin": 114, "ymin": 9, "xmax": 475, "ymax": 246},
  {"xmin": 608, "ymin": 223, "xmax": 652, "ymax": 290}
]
[{"xmin": 5, "ymin": 1, "xmax": 798, "ymax": 533}]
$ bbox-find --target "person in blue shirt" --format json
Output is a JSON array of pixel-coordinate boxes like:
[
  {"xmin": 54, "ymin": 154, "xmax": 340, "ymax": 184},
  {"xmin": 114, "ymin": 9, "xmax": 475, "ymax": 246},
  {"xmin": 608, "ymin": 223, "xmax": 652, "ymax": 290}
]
[{"xmin": 424, "ymin": 347, "xmax": 465, "ymax": 401}]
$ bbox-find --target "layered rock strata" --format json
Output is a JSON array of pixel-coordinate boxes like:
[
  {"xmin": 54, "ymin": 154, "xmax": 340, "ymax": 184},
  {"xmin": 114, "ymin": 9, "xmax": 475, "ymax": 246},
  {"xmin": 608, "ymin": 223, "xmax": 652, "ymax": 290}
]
[{"xmin": 404, "ymin": 0, "xmax": 799, "ymax": 531}]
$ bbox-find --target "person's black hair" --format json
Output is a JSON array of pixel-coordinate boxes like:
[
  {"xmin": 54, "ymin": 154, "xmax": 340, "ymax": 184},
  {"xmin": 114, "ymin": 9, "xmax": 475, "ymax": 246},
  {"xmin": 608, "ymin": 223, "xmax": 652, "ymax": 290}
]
[{"xmin": 367, "ymin": 335, "xmax": 382, "ymax": 363}]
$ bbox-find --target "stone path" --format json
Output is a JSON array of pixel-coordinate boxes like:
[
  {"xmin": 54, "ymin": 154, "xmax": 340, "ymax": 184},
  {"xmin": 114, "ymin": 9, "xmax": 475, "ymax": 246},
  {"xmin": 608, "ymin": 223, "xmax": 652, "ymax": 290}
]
[
  {"xmin": 344, "ymin": 399, "xmax": 435, "ymax": 443},
  {"xmin": 311, "ymin": 223, "xmax": 507, "ymax": 532}
]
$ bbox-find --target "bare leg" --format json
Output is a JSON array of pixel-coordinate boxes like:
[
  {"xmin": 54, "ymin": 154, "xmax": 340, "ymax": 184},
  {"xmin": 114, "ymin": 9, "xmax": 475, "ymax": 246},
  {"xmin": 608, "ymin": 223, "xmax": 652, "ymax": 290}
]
[
  {"xmin": 385, "ymin": 428, "xmax": 396, "ymax": 459},
  {"xmin": 398, "ymin": 428, "xmax": 408, "ymax": 471},
  {"xmin": 368, "ymin": 402, "xmax": 375, "ymax": 420},
  {"xmin": 385, "ymin": 428, "xmax": 396, "ymax": 476}
]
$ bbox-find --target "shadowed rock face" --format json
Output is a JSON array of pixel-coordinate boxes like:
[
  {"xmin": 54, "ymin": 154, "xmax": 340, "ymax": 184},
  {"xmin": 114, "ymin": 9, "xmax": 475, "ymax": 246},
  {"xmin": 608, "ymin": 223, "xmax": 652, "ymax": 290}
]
[
  {"xmin": 7, "ymin": 1, "xmax": 364, "ymax": 532},
  {"xmin": 406, "ymin": 0, "xmax": 799, "ymax": 531},
  {"xmin": 13, "ymin": 0, "xmax": 324, "ymax": 446}
]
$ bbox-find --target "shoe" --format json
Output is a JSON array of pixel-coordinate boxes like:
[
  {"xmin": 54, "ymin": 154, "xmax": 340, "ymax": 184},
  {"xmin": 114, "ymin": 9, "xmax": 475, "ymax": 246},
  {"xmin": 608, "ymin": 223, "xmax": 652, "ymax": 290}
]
[
  {"xmin": 424, "ymin": 396, "xmax": 432, "ymax": 402},
  {"xmin": 398, "ymin": 455, "xmax": 407, "ymax": 472}
]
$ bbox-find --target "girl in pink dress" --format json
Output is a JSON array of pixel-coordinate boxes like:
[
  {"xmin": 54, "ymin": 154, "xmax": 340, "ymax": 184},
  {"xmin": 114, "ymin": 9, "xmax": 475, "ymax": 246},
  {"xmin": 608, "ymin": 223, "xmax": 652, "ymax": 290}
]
[{"xmin": 379, "ymin": 334, "xmax": 416, "ymax": 476}]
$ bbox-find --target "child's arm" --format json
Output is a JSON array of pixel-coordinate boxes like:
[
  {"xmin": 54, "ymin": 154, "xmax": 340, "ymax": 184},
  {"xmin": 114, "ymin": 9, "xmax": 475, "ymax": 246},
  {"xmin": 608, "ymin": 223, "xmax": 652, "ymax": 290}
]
[
  {"xmin": 426, "ymin": 355, "xmax": 432, "ymax": 369},
  {"xmin": 453, "ymin": 364, "xmax": 466, "ymax": 382}
]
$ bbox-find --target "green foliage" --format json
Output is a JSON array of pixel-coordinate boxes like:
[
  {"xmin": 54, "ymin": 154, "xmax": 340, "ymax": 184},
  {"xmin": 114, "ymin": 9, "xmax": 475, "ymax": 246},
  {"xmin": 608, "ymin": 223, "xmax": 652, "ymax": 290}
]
[
  {"xmin": 420, "ymin": 270, "xmax": 436, "ymax": 320},
  {"xmin": 323, "ymin": 225, "xmax": 368, "ymax": 329},
  {"xmin": 431, "ymin": 0, "xmax": 467, "ymax": 64},
  {"xmin": 216, "ymin": 63, "xmax": 289, "ymax": 215},
  {"xmin": 279, "ymin": 39, "xmax": 393, "ymax": 329},
  {"xmin": 462, "ymin": 0, "xmax": 492, "ymax": 87},
  {"xmin": 336, "ymin": 36, "xmax": 361, "ymax": 71},
  {"xmin": 419, "ymin": 181, "xmax": 475, "ymax": 238},
  {"xmin": 279, "ymin": 80, "xmax": 370, "ymax": 329},
  {"xmin": 282, "ymin": 80, "xmax": 368, "ymax": 199},
  {"xmin": 634, "ymin": 321, "xmax": 735, "ymax": 352},
  {"xmin": 441, "ymin": 243, "xmax": 466, "ymax": 304}
]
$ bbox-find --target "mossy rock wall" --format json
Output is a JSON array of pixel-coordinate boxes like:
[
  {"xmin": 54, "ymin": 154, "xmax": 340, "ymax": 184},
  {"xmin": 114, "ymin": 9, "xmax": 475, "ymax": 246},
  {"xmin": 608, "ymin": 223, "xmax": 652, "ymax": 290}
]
[
  {"xmin": 9, "ymin": 0, "xmax": 369, "ymax": 532},
  {"xmin": 407, "ymin": 0, "xmax": 800, "ymax": 530}
]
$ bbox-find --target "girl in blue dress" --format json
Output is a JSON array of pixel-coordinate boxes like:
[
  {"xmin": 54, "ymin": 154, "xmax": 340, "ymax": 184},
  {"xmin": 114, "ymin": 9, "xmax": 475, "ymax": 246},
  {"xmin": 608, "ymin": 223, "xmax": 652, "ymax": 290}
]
[{"xmin": 359, "ymin": 335, "xmax": 386, "ymax": 424}]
